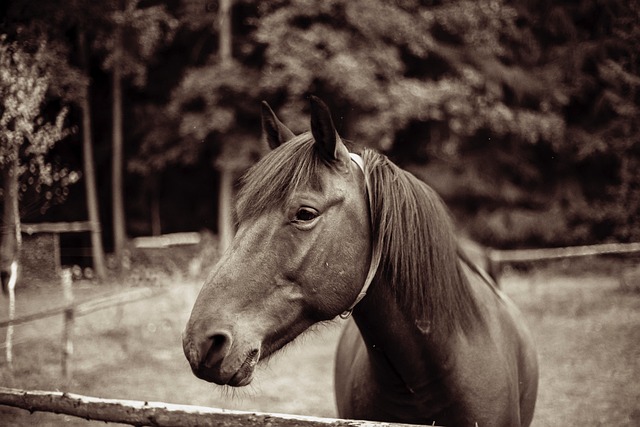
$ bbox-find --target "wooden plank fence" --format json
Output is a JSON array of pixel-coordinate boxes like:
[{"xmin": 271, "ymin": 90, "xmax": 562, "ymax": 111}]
[
  {"xmin": 2, "ymin": 239, "xmax": 638, "ymax": 426},
  {"xmin": 132, "ymin": 232, "xmax": 201, "ymax": 249},
  {"xmin": 458, "ymin": 238, "xmax": 640, "ymax": 283},
  {"xmin": 0, "ymin": 286, "xmax": 167, "ymax": 329},
  {"xmin": 0, "ymin": 387, "xmax": 423, "ymax": 427},
  {"xmin": 21, "ymin": 221, "xmax": 94, "ymax": 279},
  {"xmin": 22, "ymin": 221, "xmax": 93, "ymax": 235},
  {"xmin": 488, "ymin": 241, "xmax": 640, "ymax": 263}
]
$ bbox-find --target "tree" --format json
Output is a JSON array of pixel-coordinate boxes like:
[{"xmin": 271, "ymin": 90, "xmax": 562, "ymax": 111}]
[
  {"xmin": 137, "ymin": 0, "xmax": 262, "ymax": 249},
  {"xmin": 2, "ymin": 0, "xmax": 116, "ymax": 279},
  {"xmin": 98, "ymin": 0, "xmax": 177, "ymax": 261},
  {"xmin": 158, "ymin": 0, "xmax": 547, "ymax": 245},
  {"xmin": 131, "ymin": 0, "xmax": 638, "ymax": 249},
  {"xmin": 254, "ymin": 0, "xmax": 639, "ymax": 247},
  {"xmin": 216, "ymin": 0, "xmax": 235, "ymax": 253},
  {"xmin": 77, "ymin": 28, "xmax": 108, "ymax": 279},
  {"xmin": 0, "ymin": 35, "xmax": 70, "ymax": 289},
  {"xmin": 507, "ymin": 0, "xmax": 640, "ymax": 244}
]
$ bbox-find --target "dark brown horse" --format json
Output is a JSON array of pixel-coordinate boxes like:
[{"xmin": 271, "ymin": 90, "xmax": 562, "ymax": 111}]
[{"xmin": 183, "ymin": 97, "xmax": 538, "ymax": 426}]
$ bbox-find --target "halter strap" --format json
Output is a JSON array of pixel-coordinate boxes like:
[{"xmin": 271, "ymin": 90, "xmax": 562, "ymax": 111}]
[{"xmin": 340, "ymin": 153, "xmax": 381, "ymax": 319}]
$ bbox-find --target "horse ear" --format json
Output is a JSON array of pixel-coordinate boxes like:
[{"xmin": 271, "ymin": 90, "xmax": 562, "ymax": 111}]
[
  {"xmin": 309, "ymin": 96, "xmax": 349, "ymax": 164},
  {"xmin": 261, "ymin": 101, "xmax": 295, "ymax": 150}
]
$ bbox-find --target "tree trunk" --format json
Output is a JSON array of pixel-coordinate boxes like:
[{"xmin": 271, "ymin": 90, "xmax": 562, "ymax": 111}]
[
  {"xmin": 112, "ymin": 40, "xmax": 126, "ymax": 263},
  {"xmin": 216, "ymin": 0, "xmax": 235, "ymax": 254},
  {"xmin": 1, "ymin": 148, "xmax": 20, "ymax": 295},
  {"xmin": 78, "ymin": 29, "xmax": 107, "ymax": 280},
  {"xmin": 150, "ymin": 175, "xmax": 161, "ymax": 236},
  {"xmin": 217, "ymin": 168, "xmax": 234, "ymax": 253},
  {"xmin": 219, "ymin": 0, "xmax": 232, "ymax": 62}
]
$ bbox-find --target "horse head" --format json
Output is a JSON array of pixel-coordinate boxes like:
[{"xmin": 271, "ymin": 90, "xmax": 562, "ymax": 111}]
[{"xmin": 182, "ymin": 97, "xmax": 371, "ymax": 386}]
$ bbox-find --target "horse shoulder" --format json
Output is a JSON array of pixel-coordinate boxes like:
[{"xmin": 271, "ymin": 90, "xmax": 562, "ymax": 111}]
[
  {"xmin": 496, "ymin": 290, "xmax": 539, "ymax": 427},
  {"xmin": 458, "ymin": 268, "xmax": 539, "ymax": 426},
  {"xmin": 334, "ymin": 318, "xmax": 376, "ymax": 419}
]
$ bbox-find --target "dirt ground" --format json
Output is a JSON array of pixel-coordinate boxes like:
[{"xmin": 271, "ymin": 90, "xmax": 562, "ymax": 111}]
[{"xmin": 0, "ymin": 266, "xmax": 638, "ymax": 426}]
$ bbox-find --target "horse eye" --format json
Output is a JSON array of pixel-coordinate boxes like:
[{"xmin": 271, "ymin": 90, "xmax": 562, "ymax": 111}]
[{"xmin": 294, "ymin": 207, "xmax": 319, "ymax": 223}]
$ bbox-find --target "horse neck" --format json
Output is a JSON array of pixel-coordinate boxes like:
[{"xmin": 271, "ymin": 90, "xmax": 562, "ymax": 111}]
[
  {"xmin": 353, "ymin": 258, "xmax": 496, "ymax": 392},
  {"xmin": 351, "ymin": 265, "xmax": 484, "ymax": 393}
]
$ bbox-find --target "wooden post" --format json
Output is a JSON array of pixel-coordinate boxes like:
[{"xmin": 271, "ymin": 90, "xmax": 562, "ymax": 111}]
[
  {"xmin": 61, "ymin": 269, "xmax": 74, "ymax": 380},
  {"xmin": 52, "ymin": 233, "xmax": 61, "ymax": 277},
  {"xmin": 485, "ymin": 249, "xmax": 502, "ymax": 287},
  {"xmin": 5, "ymin": 261, "xmax": 18, "ymax": 370}
]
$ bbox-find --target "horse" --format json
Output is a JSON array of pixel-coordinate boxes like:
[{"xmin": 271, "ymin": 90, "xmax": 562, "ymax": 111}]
[{"xmin": 183, "ymin": 97, "xmax": 538, "ymax": 426}]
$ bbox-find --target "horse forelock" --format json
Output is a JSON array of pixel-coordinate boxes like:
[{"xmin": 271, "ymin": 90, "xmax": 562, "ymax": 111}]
[
  {"xmin": 236, "ymin": 132, "xmax": 326, "ymax": 222},
  {"xmin": 362, "ymin": 149, "xmax": 484, "ymax": 336}
]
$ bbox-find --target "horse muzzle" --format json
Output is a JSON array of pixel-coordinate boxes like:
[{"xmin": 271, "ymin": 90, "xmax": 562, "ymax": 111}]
[{"xmin": 182, "ymin": 325, "xmax": 261, "ymax": 387}]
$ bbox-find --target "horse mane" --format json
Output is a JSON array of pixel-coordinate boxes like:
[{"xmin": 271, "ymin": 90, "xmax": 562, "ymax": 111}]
[
  {"xmin": 361, "ymin": 148, "xmax": 484, "ymax": 336},
  {"xmin": 237, "ymin": 134, "xmax": 483, "ymax": 335}
]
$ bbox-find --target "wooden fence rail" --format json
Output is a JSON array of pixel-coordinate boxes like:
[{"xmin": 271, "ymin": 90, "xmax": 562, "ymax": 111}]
[
  {"xmin": 1, "ymin": 285, "xmax": 168, "ymax": 378},
  {"xmin": 0, "ymin": 287, "xmax": 167, "ymax": 329},
  {"xmin": 0, "ymin": 387, "xmax": 423, "ymax": 427},
  {"xmin": 457, "ymin": 238, "xmax": 640, "ymax": 283},
  {"xmin": 488, "ymin": 241, "xmax": 640, "ymax": 263}
]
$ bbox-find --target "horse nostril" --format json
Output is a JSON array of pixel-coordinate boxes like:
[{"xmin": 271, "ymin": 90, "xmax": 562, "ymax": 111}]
[
  {"xmin": 202, "ymin": 331, "xmax": 233, "ymax": 369},
  {"xmin": 210, "ymin": 333, "xmax": 227, "ymax": 355}
]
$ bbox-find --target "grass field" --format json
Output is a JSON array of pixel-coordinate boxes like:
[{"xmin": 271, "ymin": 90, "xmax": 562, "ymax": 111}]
[{"xmin": 0, "ymin": 266, "xmax": 638, "ymax": 426}]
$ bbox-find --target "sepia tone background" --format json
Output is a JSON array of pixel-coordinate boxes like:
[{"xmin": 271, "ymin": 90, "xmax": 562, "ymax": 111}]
[{"xmin": 0, "ymin": 0, "xmax": 638, "ymax": 425}]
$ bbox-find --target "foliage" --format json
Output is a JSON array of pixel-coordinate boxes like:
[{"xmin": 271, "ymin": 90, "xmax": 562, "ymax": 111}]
[
  {"xmin": 0, "ymin": 36, "xmax": 74, "ymax": 206},
  {"xmin": 469, "ymin": 0, "xmax": 640, "ymax": 246},
  {"xmin": 96, "ymin": 0, "xmax": 178, "ymax": 86},
  {"xmin": 253, "ymin": 0, "xmax": 639, "ymax": 247},
  {"xmin": 256, "ymin": 0, "xmax": 565, "ymax": 147},
  {"xmin": 0, "ymin": 3, "xmax": 93, "ymax": 215},
  {"xmin": 130, "ymin": 0, "xmax": 265, "ymax": 174},
  {"xmin": 3, "ymin": 0, "xmax": 637, "ymax": 247}
]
